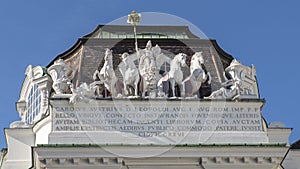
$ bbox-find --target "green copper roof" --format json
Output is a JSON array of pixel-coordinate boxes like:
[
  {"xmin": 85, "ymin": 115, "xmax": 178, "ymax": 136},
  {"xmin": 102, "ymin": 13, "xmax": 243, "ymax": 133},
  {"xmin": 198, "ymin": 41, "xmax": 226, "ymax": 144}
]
[
  {"xmin": 84, "ymin": 25, "xmax": 197, "ymax": 39},
  {"xmin": 37, "ymin": 143, "xmax": 287, "ymax": 147}
]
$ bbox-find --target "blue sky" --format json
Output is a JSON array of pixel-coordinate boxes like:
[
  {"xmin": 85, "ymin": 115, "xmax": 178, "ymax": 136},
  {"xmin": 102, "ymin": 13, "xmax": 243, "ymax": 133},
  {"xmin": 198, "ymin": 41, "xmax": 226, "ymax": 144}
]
[{"xmin": 0, "ymin": 1, "xmax": 299, "ymax": 148}]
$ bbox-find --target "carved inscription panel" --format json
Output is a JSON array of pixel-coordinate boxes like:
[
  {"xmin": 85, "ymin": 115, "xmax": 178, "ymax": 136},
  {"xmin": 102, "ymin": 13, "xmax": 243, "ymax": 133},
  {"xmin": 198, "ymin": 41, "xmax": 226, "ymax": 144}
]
[{"xmin": 52, "ymin": 100, "xmax": 264, "ymax": 138}]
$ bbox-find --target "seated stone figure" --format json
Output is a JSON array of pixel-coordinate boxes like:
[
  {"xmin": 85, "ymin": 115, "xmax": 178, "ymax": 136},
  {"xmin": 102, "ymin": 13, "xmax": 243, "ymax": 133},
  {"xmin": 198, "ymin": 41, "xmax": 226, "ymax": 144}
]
[{"xmin": 206, "ymin": 59, "xmax": 258, "ymax": 100}]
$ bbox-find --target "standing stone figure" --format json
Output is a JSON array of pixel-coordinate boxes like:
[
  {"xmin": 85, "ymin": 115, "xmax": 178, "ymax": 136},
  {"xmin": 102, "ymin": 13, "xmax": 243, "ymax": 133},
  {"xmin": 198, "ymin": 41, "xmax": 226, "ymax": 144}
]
[{"xmin": 138, "ymin": 40, "xmax": 158, "ymax": 97}]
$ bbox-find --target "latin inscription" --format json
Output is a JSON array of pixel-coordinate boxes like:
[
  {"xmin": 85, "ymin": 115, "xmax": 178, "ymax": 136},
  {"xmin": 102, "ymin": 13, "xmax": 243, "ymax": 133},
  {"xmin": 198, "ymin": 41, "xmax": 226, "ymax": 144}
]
[{"xmin": 52, "ymin": 104, "xmax": 263, "ymax": 137}]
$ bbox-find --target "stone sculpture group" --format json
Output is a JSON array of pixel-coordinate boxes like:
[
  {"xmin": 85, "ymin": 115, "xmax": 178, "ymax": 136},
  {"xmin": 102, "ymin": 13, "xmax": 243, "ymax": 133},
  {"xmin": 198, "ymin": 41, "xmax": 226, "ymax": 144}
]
[{"xmin": 47, "ymin": 40, "xmax": 259, "ymax": 103}]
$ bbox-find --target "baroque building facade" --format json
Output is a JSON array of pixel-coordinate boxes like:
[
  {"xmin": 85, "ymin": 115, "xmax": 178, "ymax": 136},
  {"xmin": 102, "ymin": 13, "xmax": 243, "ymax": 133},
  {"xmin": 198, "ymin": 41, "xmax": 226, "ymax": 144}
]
[{"xmin": 0, "ymin": 21, "xmax": 298, "ymax": 169}]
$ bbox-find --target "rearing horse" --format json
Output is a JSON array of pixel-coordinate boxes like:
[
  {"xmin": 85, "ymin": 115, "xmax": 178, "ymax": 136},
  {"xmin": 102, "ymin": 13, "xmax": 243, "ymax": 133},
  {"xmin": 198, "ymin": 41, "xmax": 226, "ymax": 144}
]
[
  {"xmin": 159, "ymin": 53, "xmax": 187, "ymax": 97},
  {"xmin": 96, "ymin": 49, "xmax": 117, "ymax": 97},
  {"xmin": 182, "ymin": 52, "xmax": 211, "ymax": 97},
  {"xmin": 118, "ymin": 52, "xmax": 140, "ymax": 97}
]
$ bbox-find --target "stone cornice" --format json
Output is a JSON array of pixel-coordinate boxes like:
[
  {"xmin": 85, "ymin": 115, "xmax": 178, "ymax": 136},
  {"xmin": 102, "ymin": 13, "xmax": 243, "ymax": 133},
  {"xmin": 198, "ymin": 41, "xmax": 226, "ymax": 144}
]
[{"xmin": 33, "ymin": 146, "xmax": 288, "ymax": 169}]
